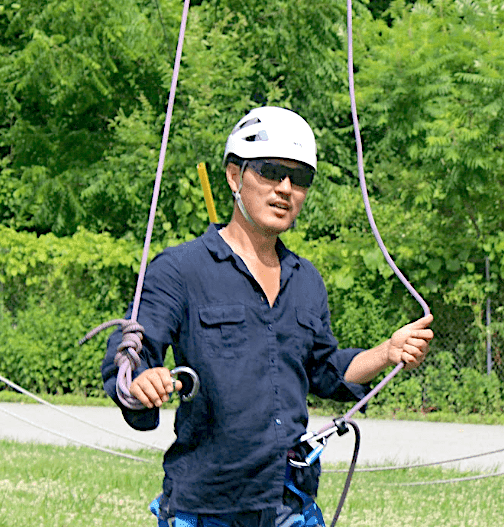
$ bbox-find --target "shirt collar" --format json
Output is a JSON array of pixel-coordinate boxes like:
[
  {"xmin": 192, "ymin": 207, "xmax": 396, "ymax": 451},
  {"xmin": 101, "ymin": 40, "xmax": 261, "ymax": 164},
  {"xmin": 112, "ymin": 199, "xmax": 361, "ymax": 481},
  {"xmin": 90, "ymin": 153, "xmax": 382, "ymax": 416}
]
[{"xmin": 202, "ymin": 223, "xmax": 300, "ymax": 270}]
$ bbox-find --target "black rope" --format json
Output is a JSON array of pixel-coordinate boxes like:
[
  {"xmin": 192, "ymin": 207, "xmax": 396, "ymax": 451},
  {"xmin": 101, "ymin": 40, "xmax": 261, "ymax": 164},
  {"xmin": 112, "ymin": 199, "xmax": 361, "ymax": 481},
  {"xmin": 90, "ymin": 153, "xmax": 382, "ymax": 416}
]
[{"xmin": 330, "ymin": 419, "xmax": 360, "ymax": 527}]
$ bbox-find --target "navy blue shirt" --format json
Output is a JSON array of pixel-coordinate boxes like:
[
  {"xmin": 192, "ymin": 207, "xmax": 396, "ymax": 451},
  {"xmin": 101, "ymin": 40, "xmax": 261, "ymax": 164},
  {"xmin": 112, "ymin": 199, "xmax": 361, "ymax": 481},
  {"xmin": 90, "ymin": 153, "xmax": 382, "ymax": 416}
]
[{"xmin": 102, "ymin": 224, "xmax": 369, "ymax": 515}]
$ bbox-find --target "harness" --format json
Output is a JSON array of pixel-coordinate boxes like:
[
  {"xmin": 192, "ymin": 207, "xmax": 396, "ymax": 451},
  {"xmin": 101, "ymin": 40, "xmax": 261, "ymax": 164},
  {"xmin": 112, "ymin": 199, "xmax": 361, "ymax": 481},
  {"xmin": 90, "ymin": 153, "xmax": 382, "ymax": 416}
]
[{"xmin": 148, "ymin": 465, "xmax": 326, "ymax": 527}]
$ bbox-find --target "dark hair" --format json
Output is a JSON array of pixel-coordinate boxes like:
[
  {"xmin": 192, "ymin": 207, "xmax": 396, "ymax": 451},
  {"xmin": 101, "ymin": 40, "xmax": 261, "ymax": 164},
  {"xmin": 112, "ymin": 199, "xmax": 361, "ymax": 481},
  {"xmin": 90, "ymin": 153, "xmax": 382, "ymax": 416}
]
[{"xmin": 225, "ymin": 154, "xmax": 245, "ymax": 167}]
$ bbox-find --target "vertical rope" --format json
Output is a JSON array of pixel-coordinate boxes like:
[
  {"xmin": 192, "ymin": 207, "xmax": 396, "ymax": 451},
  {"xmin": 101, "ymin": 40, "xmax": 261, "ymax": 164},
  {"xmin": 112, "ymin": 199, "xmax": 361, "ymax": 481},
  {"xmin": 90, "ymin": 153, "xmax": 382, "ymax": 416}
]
[
  {"xmin": 118, "ymin": 0, "xmax": 192, "ymax": 408},
  {"xmin": 80, "ymin": 0, "xmax": 193, "ymax": 410},
  {"xmin": 131, "ymin": 0, "xmax": 191, "ymax": 323},
  {"xmin": 326, "ymin": 3, "xmax": 432, "ymax": 523},
  {"xmin": 343, "ymin": 0, "xmax": 430, "ymax": 420},
  {"xmin": 347, "ymin": 0, "xmax": 430, "ymax": 319}
]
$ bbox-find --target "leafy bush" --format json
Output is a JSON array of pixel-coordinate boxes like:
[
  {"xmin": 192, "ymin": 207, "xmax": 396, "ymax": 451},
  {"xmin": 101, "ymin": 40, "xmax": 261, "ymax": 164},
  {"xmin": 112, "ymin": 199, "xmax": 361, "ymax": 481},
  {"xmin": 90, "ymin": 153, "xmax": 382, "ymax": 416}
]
[
  {"xmin": 1, "ymin": 298, "xmax": 112, "ymax": 396},
  {"xmin": 364, "ymin": 351, "xmax": 504, "ymax": 417},
  {"xmin": 0, "ymin": 226, "xmax": 155, "ymax": 396}
]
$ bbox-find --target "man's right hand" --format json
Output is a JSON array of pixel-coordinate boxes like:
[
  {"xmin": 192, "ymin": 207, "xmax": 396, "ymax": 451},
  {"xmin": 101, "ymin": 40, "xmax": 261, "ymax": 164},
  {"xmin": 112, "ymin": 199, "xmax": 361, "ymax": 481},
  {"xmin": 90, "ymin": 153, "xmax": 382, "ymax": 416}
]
[{"xmin": 130, "ymin": 367, "xmax": 182, "ymax": 409}]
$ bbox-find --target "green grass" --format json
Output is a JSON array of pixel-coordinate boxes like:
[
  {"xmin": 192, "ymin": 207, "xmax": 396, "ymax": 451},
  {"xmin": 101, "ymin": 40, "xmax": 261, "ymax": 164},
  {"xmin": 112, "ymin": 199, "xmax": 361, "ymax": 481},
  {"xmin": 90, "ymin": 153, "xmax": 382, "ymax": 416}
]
[
  {"xmin": 0, "ymin": 390, "xmax": 118, "ymax": 407},
  {"xmin": 1, "ymin": 440, "xmax": 503, "ymax": 527},
  {"xmin": 319, "ymin": 466, "xmax": 504, "ymax": 526},
  {"xmin": 0, "ymin": 440, "xmax": 163, "ymax": 527}
]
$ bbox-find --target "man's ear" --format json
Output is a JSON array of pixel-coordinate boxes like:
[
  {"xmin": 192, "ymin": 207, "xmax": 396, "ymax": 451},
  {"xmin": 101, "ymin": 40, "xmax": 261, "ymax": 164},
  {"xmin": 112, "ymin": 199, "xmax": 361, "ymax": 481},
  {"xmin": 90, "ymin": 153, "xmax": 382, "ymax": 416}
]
[{"xmin": 226, "ymin": 163, "xmax": 241, "ymax": 194}]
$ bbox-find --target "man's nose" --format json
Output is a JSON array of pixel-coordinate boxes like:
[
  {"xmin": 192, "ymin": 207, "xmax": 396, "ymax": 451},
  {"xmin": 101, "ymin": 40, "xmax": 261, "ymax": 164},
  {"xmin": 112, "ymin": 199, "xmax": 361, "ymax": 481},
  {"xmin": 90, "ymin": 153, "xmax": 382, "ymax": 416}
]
[{"xmin": 275, "ymin": 176, "xmax": 292, "ymax": 193}]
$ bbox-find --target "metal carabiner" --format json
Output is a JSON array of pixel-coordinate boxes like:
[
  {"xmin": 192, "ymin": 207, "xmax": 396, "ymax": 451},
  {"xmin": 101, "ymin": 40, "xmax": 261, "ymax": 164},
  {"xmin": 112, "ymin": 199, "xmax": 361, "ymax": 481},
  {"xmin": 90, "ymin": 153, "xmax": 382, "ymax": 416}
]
[
  {"xmin": 170, "ymin": 366, "xmax": 200, "ymax": 402},
  {"xmin": 288, "ymin": 435, "xmax": 328, "ymax": 468},
  {"xmin": 288, "ymin": 418, "xmax": 350, "ymax": 468}
]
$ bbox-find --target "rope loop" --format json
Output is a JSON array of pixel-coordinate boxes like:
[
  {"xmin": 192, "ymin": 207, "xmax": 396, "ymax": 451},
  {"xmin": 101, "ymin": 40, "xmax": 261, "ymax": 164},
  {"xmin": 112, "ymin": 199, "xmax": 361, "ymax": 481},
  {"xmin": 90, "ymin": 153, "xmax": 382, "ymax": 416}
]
[
  {"xmin": 79, "ymin": 318, "xmax": 146, "ymax": 409},
  {"xmin": 114, "ymin": 320, "xmax": 145, "ymax": 371}
]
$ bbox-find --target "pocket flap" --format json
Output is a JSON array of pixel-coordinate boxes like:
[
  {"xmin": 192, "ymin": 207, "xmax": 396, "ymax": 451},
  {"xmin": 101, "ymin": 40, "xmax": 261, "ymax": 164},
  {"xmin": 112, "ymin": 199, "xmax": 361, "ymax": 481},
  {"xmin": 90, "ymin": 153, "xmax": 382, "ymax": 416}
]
[
  {"xmin": 296, "ymin": 308, "xmax": 321, "ymax": 333},
  {"xmin": 199, "ymin": 305, "xmax": 245, "ymax": 326}
]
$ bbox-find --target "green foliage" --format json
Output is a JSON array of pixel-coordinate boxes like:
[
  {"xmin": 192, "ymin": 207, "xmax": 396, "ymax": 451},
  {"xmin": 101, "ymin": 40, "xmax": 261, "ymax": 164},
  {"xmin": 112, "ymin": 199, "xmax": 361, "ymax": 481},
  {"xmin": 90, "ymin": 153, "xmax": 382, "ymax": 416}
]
[
  {"xmin": 0, "ymin": 226, "xmax": 144, "ymax": 395},
  {"xmin": 0, "ymin": 225, "xmax": 182, "ymax": 395},
  {"xmin": 354, "ymin": 0, "xmax": 504, "ymax": 292},
  {"xmin": 0, "ymin": 225, "xmax": 144, "ymax": 314},
  {"xmin": 305, "ymin": 0, "xmax": 504, "ymax": 374},
  {"xmin": 367, "ymin": 351, "xmax": 504, "ymax": 416},
  {"xmin": 422, "ymin": 351, "xmax": 459, "ymax": 412},
  {"xmin": 1, "ymin": 0, "xmax": 504, "ymax": 410},
  {"xmin": 1, "ymin": 297, "xmax": 112, "ymax": 396}
]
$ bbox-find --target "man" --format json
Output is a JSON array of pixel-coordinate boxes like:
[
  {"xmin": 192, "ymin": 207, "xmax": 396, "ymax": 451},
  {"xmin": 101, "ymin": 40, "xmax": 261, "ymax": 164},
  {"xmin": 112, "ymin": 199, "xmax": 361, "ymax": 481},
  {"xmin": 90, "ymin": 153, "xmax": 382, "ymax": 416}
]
[{"xmin": 102, "ymin": 107, "xmax": 433, "ymax": 527}]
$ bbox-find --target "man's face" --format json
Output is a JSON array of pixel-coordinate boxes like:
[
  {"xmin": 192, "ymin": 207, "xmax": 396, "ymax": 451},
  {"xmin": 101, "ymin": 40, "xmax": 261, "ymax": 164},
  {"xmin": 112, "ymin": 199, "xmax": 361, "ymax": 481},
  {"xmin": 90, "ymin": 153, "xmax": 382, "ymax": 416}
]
[{"xmin": 228, "ymin": 158, "xmax": 309, "ymax": 235}]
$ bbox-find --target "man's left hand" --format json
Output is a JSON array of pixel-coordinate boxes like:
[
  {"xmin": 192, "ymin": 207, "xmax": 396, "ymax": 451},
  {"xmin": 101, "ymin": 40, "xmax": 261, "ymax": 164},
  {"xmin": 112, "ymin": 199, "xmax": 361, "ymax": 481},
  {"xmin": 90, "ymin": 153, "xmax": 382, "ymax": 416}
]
[{"xmin": 388, "ymin": 314, "xmax": 434, "ymax": 370}]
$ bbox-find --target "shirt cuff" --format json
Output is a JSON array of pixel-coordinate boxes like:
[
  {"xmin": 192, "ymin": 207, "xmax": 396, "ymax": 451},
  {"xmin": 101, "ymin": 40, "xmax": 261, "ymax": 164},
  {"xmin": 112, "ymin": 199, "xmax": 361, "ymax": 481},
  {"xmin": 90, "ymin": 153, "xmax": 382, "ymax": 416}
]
[
  {"xmin": 103, "ymin": 368, "xmax": 160, "ymax": 430},
  {"xmin": 328, "ymin": 347, "xmax": 371, "ymax": 410}
]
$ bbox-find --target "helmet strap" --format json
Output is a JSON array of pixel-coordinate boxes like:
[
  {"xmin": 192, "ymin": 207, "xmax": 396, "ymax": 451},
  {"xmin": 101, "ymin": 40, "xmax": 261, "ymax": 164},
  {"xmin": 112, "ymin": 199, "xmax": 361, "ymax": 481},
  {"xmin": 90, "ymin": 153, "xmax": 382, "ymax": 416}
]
[{"xmin": 232, "ymin": 161, "xmax": 256, "ymax": 226}]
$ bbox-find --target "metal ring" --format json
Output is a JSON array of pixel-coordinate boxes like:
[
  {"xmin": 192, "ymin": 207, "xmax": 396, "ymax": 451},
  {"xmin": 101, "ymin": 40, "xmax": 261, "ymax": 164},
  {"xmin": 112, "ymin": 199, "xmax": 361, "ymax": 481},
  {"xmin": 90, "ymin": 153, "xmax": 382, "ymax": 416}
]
[{"xmin": 170, "ymin": 366, "xmax": 200, "ymax": 402}]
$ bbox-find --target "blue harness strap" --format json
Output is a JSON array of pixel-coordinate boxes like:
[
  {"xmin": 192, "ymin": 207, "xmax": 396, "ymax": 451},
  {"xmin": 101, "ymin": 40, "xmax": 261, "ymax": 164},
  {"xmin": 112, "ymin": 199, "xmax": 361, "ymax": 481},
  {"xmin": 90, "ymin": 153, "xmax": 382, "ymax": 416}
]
[
  {"xmin": 149, "ymin": 477, "xmax": 326, "ymax": 527},
  {"xmin": 283, "ymin": 478, "xmax": 325, "ymax": 527},
  {"xmin": 149, "ymin": 496, "xmax": 170, "ymax": 527},
  {"xmin": 174, "ymin": 512, "xmax": 199, "ymax": 526}
]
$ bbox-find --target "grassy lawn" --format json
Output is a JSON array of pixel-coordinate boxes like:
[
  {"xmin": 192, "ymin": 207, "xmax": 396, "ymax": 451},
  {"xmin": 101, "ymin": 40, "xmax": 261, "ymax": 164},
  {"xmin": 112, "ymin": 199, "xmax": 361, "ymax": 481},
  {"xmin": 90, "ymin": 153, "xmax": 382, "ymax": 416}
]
[{"xmin": 1, "ymin": 439, "xmax": 503, "ymax": 527}]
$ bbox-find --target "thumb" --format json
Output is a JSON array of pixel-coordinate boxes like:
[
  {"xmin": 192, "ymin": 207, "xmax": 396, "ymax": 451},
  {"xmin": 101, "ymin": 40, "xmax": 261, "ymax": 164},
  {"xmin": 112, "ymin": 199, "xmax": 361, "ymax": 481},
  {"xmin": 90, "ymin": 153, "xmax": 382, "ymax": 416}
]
[{"xmin": 409, "ymin": 313, "xmax": 433, "ymax": 330}]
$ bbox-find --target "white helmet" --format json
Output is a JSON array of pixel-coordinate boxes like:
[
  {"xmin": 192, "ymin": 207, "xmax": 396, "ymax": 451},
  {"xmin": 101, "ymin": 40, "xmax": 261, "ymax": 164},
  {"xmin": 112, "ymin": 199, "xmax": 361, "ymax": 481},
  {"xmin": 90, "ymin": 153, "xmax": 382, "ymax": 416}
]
[{"xmin": 224, "ymin": 106, "xmax": 317, "ymax": 170}]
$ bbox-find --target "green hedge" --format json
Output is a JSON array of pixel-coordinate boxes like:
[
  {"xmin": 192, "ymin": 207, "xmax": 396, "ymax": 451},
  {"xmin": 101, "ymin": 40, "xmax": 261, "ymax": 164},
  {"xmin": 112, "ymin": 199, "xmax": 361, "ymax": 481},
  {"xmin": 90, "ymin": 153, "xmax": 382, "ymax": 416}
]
[
  {"xmin": 1, "ymin": 298, "xmax": 113, "ymax": 396},
  {"xmin": 366, "ymin": 352, "xmax": 504, "ymax": 416},
  {"xmin": 1, "ymin": 226, "xmax": 503, "ymax": 415},
  {"xmin": 0, "ymin": 226, "xmax": 143, "ymax": 396}
]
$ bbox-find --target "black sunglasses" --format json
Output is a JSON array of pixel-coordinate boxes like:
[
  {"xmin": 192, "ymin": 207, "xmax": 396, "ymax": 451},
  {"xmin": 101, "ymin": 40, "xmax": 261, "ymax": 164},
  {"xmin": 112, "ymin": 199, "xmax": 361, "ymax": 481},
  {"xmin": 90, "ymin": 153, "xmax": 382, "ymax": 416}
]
[{"xmin": 246, "ymin": 159, "xmax": 315, "ymax": 188}]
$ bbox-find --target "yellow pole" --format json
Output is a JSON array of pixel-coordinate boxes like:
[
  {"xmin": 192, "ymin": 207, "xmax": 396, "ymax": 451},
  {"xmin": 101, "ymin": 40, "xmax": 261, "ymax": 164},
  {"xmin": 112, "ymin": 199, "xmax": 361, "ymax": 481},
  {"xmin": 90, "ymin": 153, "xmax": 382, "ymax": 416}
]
[{"xmin": 197, "ymin": 162, "xmax": 218, "ymax": 223}]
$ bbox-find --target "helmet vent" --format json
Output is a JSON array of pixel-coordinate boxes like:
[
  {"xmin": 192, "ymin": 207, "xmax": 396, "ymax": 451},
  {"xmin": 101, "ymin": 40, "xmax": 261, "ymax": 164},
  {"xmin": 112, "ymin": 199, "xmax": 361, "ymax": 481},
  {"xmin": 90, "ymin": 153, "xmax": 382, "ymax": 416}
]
[
  {"xmin": 236, "ymin": 117, "xmax": 261, "ymax": 132},
  {"xmin": 244, "ymin": 130, "xmax": 268, "ymax": 142}
]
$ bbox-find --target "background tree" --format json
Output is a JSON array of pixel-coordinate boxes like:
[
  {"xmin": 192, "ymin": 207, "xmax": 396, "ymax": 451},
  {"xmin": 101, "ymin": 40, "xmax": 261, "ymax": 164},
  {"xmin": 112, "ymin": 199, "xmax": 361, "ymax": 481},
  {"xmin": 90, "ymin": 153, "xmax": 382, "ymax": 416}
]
[
  {"xmin": 349, "ymin": 0, "xmax": 504, "ymax": 368},
  {"xmin": 1, "ymin": 0, "xmax": 503, "ymax": 402}
]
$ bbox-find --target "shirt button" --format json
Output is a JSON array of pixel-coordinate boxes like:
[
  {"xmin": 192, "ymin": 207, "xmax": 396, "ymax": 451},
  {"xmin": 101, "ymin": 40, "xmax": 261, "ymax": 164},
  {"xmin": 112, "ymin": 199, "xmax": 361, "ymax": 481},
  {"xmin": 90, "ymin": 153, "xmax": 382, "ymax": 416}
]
[
  {"xmin": 275, "ymin": 419, "xmax": 282, "ymax": 425},
  {"xmin": 268, "ymin": 324, "xmax": 273, "ymax": 331},
  {"xmin": 260, "ymin": 296, "xmax": 265, "ymax": 302}
]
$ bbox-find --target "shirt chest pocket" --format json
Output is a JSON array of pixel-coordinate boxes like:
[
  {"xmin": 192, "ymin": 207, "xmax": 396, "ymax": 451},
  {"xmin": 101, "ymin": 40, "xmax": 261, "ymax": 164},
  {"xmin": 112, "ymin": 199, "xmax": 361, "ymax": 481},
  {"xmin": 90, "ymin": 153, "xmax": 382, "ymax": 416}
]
[
  {"xmin": 198, "ymin": 305, "xmax": 248, "ymax": 359},
  {"xmin": 295, "ymin": 308, "xmax": 322, "ymax": 356}
]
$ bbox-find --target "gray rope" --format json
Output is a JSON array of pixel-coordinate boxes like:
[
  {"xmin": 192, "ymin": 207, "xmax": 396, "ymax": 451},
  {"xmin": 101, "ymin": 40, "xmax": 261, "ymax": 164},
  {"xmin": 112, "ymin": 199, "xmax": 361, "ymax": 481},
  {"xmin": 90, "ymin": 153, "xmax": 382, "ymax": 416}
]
[
  {"xmin": 322, "ymin": 446, "xmax": 504, "ymax": 473},
  {"xmin": 0, "ymin": 373, "xmax": 164, "ymax": 451},
  {"xmin": 394, "ymin": 471, "xmax": 504, "ymax": 486},
  {"xmin": 0, "ymin": 405, "xmax": 155, "ymax": 464}
]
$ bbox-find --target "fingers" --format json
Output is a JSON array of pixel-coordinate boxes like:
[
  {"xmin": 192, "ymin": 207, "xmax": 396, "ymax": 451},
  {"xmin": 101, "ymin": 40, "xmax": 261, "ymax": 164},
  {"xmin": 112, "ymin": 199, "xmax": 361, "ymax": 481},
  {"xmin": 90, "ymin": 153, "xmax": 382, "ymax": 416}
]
[
  {"xmin": 406, "ymin": 314, "xmax": 434, "ymax": 351},
  {"xmin": 405, "ymin": 337, "xmax": 430, "ymax": 351},
  {"xmin": 410, "ymin": 329, "xmax": 434, "ymax": 342},
  {"xmin": 130, "ymin": 367, "xmax": 183, "ymax": 409},
  {"xmin": 401, "ymin": 337, "xmax": 430, "ymax": 369}
]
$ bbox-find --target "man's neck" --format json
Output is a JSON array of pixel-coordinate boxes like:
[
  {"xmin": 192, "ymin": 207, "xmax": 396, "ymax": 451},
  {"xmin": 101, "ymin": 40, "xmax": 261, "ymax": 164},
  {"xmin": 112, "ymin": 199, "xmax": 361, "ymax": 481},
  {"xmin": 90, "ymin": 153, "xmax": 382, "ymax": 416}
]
[{"xmin": 219, "ymin": 215, "xmax": 279, "ymax": 265}]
